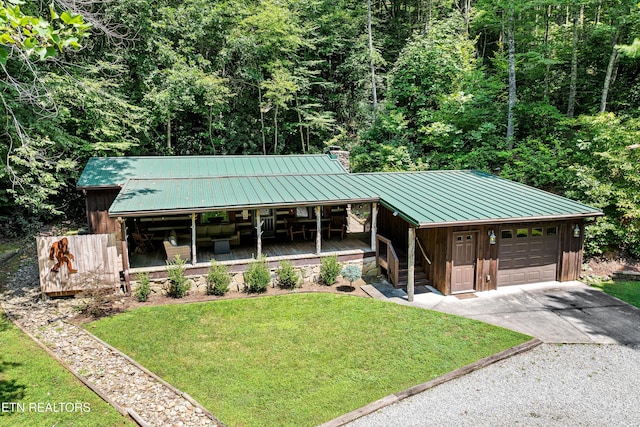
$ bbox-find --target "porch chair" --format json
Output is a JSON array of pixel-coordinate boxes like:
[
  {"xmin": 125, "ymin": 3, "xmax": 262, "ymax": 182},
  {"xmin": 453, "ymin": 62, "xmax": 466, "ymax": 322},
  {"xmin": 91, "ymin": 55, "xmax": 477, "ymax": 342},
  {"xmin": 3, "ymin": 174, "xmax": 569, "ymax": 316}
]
[
  {"xmin": 327, "ymin": 215, "xmax": 347, "ymax": 239},
  {"xmin": 284, "ymin": 217, "xmax": 306, "ymax": 241},
  {"xmin": 132, "ymin": 232, "xmax": 154, "ymax": 254}
]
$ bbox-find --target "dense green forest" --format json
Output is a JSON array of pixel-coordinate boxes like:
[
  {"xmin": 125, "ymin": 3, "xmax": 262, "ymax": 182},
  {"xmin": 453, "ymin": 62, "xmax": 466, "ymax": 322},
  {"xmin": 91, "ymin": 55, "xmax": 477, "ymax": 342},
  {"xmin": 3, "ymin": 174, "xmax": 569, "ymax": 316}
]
[{"xmin": 1, "ymin": 0, "xmax": 639, "ymax": 257}]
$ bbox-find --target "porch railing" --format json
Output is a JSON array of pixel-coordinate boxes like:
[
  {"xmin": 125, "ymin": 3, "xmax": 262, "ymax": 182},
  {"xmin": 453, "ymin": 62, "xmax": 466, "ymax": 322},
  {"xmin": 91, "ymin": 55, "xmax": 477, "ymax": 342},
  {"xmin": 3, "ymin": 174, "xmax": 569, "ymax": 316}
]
[
  {"xmin": 415, "ymin": 236, "xmax": 432, "ymax": 265},
  {"xmin": 376, "ymin": 234, "xmax": 399, "ymax": 286}
]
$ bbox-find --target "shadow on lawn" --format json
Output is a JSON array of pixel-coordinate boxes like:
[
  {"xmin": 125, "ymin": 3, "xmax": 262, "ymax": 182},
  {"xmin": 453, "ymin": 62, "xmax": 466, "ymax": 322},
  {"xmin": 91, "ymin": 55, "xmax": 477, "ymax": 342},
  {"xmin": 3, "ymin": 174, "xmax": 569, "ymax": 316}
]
[{"xmin": 0, "ymin": 360, "xmax": 26, "ymax": 408}]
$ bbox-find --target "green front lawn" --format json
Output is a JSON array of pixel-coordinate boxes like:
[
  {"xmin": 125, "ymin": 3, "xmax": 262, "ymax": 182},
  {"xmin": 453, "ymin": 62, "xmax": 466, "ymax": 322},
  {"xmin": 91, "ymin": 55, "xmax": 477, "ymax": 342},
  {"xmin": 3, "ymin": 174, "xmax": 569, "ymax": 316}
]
[
  {"xmin": 88, "ymin": 293, "xmax": 530, "ymax": 427},
  {"xmin": 0, "ymin": 313, "xmax": 132, "ymax": 427},
  {"xmin": 591, "ymin": 280, "xmax": 640, "ymax": 308}
]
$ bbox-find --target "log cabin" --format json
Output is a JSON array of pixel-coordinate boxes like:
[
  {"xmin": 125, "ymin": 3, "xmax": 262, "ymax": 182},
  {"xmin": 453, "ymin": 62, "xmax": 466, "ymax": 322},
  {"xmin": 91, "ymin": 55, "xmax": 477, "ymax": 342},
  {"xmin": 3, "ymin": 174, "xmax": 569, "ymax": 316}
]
[{"xmin": 77, "ymin": 153, "xmax": 602, "ymax": 299}]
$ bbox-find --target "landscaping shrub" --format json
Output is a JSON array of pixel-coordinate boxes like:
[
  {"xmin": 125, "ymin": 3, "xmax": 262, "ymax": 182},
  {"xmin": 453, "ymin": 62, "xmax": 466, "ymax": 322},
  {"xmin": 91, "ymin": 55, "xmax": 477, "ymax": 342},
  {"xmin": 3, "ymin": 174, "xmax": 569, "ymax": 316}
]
[
  {"xmin": 244, "ymin": 256, "xmax": 270, "ymax": 293},
  {"xmin": 166, "ymin": 254, "xmax": 190, "ymax": 298},
  {"xmin": 207, "ymin": 260, "xmax": 231, "ymax": 296},
  {"xmin": 276, "ymin": 260, "xmax": 299, "ymax": 289},
  {"xmin": 341, "ymin": 265, "xmax": 362, "ymax": 286},
  {"xmin": 134, "ymin": 272, "xmax": 152, "ymax": 302},
  {"xmin": 320, "ymin": 255, "xmax": 342, "ymax": 285}
]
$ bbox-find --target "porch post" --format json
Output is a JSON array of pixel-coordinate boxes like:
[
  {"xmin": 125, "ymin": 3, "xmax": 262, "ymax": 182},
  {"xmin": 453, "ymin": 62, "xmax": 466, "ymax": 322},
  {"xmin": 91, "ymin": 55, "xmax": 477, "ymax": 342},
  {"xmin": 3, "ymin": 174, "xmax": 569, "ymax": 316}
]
[
  {"xmin": 118, "ymin": 217, "xmax": 131, "ymax": 294},
  {"xmin": 370, "ymin": 202, "xmax": 378, "ymax": 251},
  {"xmin": 408, "ymin": 226, "xmax": 416, "ymax": 302},
  {"xmin": 256, "ymin": 209, "xmax": 262, "ymax": 258},
  {"xmin": 191, "ymin": 213, "xmax": 197, "ymax": 264},
  {"xmin": 315, "ymin": 206, "xmax": 322, "ymax": 255}
]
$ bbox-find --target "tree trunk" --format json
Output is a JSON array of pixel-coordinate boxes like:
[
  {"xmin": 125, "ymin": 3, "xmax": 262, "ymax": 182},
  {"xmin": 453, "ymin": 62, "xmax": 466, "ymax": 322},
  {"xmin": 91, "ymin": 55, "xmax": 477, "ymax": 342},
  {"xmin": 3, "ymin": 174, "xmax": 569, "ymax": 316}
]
[
  {"xmin": 208, "ymin": 105, "xmax": 215, "ymax": 154},
  {"xmin": 543, "ymin": 5, "xmax": 551, "ymax": 100},
  {"xmin": 258, "ymin": 85, "xmax": 267, "ymax": 155},
  {"xmin": 167, "ymin": 115, "xmax": 171, "ymax": 149},
  {"xmin": 367, "ymin": 0, "xmax": 378, "ymax": 113},
  {"xmin": 600, "ymin": 32, "xmax": 619, "ymax": 113},
  {"xmin": 566, "ymin": 8, "xmax": 579, "ymax": 118},
  {"xmin": 273, "ymin": 105, "xmax": 279, "ymax": 154},
  {"xmin": 367, "ymin": 0, "xmax": 377, "ymax": 111},
  {"xmin": 506, "ymin": 7, "xmax": 516, "ymax": 147},
  {"xmin": 296, "ymin": 99, "xmax": 305, "ymax": 154}
]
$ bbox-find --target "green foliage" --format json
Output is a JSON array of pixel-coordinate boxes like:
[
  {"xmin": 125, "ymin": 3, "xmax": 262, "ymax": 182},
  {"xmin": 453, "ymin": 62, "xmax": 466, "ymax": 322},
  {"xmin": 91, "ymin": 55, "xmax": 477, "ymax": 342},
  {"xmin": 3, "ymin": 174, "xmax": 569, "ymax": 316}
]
[
  {"xmin": 341, "ymin": 265, "xmax": 361, "ymax": 285},
  {"xmin": 276, "ymin": 260, "xmax": 299, "ymax": 289},
  {"xmin": 0, "ymin": 1, "xmax": 91, "ymax": 65},
  {"xmin": 319, "ymin": 255, "xmax": 341, "ymax": 285},
  {"xmin": 134, "ymin": 272, "xmax": 152, "ymax": 302},
  {"xmin": 165, "ymin": 255, "xmax": 190, "ymax": 298},
  {"xmin": 206, "ymin": 260, "xmax": 231, "ymax": 296},
  {"xmin": 243, "ymin": 256, "xmax": 271, "ymax": 293}
]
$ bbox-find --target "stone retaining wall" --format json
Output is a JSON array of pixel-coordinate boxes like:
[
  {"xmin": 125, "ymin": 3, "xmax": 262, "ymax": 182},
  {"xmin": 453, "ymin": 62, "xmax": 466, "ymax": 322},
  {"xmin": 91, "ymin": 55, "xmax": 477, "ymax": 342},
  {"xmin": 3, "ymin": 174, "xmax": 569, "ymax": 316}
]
[{"xmin": 613, "ymin": 271, "xmax": 640, "ymax": 281}]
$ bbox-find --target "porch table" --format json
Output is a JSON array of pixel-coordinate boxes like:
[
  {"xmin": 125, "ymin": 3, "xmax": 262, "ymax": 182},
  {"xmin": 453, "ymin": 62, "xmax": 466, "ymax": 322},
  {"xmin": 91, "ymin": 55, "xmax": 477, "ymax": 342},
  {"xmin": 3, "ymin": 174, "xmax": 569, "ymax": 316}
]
[{"xmin": 211, "ymin": 237, "xmax": 232, "ymax": 254}]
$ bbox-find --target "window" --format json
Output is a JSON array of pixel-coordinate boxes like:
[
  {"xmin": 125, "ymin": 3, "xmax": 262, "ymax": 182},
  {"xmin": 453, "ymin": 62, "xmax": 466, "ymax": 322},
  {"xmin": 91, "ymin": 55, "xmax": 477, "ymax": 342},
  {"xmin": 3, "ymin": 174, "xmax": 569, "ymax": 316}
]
[
  {"xmin": 547, "ymin": 227, "xmax": 557, "ymax": 236},
  {"xmin": 517, "ymin": 229, "xmax": 528, "ymax": 238},
  {"xmin": 501, "ymin": 230, "xmax": 513, "ymax": 239},
  {"xmin": 532, "ymin": 228, "xmax": 543, "ymax": 237},
  {"xmin": 202, "ymin": 211, "xmax": 227, "ymax": 224},
  {"xmin": 457, "ymin": 236, "xmax": 463, "ymax": 241},
  {"xmin": 466, "ymin": 235, "xmax": 473, "ymax": 240}
]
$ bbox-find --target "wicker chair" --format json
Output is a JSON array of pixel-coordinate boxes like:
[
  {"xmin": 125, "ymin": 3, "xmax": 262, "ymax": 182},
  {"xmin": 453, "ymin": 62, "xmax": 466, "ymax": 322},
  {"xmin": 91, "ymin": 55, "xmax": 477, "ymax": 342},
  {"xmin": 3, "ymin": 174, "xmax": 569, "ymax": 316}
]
[{"xmin": 163, "ymin": 240, "xmax": 191, "ymax": 262}]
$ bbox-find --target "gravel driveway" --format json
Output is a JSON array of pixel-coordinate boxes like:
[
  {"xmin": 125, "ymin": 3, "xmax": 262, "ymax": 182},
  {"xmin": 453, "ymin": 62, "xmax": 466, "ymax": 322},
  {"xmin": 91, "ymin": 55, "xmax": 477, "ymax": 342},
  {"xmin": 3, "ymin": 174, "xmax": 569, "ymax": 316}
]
[{"xmin": 348, "ymin": 343, "xmax": 640, "ymax": 426}]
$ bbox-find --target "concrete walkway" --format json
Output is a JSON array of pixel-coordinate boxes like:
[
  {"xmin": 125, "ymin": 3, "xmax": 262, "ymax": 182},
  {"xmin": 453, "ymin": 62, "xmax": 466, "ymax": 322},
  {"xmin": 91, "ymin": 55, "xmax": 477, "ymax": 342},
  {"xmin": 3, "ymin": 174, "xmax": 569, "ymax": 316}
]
[{"xmin": 364, "ymin": 281, "xmax": 640, "ymax": 344}]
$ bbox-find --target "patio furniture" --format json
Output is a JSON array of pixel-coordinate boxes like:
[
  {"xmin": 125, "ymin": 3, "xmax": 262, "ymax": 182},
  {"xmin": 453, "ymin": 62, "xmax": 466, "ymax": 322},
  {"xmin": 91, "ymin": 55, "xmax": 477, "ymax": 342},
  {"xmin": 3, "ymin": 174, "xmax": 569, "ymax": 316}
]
[
  {"xmin": 327, "ymin": 215, "xmax": 347, "ymax": 239},
  {"xmin": 284, "ymin": 217, "xmax": 306, "ymax": 241},
  {"xmin": 163, "ymin": 230, "xmax": 191, "ymax": 262},
  {"xmin": 211, "ymin": 237, "xmax": 232, "ymax": 254},
  {"xmin": 195, "ymin": 223, "xmax": 240, "ymax": 247},
  {"xmin": 132, "ymin": 232, "xmax": 154, "ymax": 253}
]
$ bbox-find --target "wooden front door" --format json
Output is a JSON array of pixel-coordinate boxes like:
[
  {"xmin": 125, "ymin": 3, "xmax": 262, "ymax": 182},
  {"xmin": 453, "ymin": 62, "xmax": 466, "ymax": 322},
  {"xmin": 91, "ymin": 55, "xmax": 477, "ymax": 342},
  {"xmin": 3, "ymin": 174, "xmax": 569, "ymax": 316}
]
[{"xmin": 451, "ymin": 232, "xmax": 477, "ymax": 293}]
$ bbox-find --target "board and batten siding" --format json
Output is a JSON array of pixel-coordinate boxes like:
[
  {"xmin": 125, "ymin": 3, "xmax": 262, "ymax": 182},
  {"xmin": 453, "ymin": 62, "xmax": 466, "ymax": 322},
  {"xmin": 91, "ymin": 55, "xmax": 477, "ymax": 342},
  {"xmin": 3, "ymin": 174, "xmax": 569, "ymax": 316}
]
[
  {"xmin": 85, "ymin": 189, "xmax": 120, "ymax": 234},
  {"xmin": 37, "ymin": 234, "xmax": 122, "ymax": 296}
]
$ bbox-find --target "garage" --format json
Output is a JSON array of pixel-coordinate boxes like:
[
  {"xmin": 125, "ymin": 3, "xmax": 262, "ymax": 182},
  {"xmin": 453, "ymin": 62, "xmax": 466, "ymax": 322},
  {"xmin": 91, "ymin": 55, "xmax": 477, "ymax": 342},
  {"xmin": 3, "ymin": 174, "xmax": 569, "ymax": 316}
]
[{"xmin": 497, "ymin": 225, "xmax": 559, "ymax": 286}]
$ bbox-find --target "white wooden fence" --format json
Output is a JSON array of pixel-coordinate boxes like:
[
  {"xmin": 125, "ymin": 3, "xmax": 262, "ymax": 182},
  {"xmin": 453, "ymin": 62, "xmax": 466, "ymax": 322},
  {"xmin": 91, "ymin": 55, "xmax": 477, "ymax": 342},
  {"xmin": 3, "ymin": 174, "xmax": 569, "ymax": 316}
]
[{"xmin": 37, "ymin": 234, "xmax": 121, "ymax": 296}]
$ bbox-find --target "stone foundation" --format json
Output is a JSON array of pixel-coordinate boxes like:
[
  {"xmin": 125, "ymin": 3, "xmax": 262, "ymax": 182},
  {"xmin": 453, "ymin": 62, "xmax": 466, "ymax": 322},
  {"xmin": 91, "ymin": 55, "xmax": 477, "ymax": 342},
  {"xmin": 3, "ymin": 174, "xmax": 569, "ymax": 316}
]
[{"xmin": 132, "ymin": 257, "xmax": 377, "ymax": 296}]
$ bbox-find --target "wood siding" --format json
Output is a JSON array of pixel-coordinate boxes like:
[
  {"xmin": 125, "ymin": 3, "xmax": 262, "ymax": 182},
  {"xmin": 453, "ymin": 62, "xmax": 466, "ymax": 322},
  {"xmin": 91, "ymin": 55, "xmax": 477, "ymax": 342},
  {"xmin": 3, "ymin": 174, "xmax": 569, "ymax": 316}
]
[
  {"xmin": 558, "ymin": 219, "xmax": 585, "ymax": 281},
  {"xmin": 37, "ymin": 234, "xmax": 122, "ymax": 296},
  {"xmin": 378, "ymin": 206, "xmax": 409, "ymax": 250},
  {"xmin": 86, "ymin": 189, "xmax": 120, "ymax": 234}
]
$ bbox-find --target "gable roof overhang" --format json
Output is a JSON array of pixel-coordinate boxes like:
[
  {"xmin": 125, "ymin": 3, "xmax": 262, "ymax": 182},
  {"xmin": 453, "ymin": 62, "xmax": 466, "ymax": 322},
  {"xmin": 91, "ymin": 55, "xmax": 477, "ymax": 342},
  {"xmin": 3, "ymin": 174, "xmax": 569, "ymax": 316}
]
[{"xmin": 108, "ymin": 174, "xmax": 379, "ymax": 217}]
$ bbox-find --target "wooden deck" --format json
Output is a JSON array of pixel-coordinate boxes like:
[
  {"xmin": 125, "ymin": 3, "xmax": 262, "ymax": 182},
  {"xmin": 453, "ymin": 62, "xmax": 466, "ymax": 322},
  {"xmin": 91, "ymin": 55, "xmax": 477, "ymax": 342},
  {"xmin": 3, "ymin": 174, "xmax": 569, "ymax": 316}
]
[{"xmin": 129, "ymin": 233, "xmax": 373, "ymax": 273}]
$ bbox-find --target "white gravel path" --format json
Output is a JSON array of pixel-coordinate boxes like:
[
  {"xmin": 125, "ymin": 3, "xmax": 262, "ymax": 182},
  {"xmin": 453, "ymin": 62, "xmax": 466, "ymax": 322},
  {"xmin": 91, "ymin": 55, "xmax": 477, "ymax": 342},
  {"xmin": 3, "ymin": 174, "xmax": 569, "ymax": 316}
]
[{"xmin": 347, "ymin": 343, "xmax": 640, "ymax": 426}]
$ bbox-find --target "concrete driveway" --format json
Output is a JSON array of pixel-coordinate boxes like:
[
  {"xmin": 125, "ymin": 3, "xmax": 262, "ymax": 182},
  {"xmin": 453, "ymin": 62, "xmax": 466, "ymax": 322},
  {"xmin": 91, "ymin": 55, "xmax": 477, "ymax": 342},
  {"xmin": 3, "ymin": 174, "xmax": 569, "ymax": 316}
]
[{"xmin": 368, "ymin": 281, "xmax": 640, "ymax": 344}]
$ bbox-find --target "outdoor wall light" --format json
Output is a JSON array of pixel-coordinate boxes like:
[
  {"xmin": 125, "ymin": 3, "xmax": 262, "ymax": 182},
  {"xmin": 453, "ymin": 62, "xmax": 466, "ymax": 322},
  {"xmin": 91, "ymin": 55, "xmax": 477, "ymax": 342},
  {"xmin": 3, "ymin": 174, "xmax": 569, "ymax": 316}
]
[
  {"xmin": 573, "ymin": 224, "xmax": 581, "ymax": 238},
  {"xmin": 488, "ymin": 229, "xmax": 497, "ymax": 245},
  {"xmin": 392, "ymin": 211, "xmax": 398, "ymax": 217}
]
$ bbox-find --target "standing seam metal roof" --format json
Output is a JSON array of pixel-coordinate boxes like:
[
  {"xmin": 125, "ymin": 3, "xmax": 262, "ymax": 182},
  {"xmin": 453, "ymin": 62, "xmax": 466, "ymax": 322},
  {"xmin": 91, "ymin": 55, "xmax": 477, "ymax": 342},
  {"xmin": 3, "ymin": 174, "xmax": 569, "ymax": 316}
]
[
  {"xmin": 76, "ymin": 155, "xmax": 348, "ymax": 188},
  {"xmin": 106, "ymin": 168, "xmax": 602, "ymax": 226}
]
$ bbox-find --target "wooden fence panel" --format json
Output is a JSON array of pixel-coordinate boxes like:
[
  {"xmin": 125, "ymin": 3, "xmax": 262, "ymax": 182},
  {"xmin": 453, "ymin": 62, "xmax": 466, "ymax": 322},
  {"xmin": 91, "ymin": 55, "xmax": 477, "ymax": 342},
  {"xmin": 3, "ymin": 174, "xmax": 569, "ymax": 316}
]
[{"xmin": 37, "ymin": 234, "xmax": 121, "ymax": 296}]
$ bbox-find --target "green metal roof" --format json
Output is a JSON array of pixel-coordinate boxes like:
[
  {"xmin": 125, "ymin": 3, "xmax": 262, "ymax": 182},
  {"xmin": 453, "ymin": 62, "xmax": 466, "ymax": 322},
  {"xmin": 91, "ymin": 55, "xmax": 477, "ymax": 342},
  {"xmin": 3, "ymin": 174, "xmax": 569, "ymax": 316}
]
[
  {"xmin": 107, "ymin": 168, "xmax": 602, "ymax": 225},
  {"xmin": 77, "ymin": 154, "xmax": 347, "ymax": 189},
  {"xmin": 357, "ymin": 170, "xmax": 602, "ymax": 227},
  {"xmin": 109, "ymin": 174, "xmax": 378, "ymax": 216}
]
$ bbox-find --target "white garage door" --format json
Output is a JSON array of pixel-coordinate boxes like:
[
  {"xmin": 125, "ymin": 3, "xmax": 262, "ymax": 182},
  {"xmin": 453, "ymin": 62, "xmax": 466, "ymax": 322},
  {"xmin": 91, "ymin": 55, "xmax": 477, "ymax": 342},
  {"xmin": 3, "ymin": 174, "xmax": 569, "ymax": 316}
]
[{"xmin": 498, "ymin": 225, "xmax": 558, "ymax": 286}]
